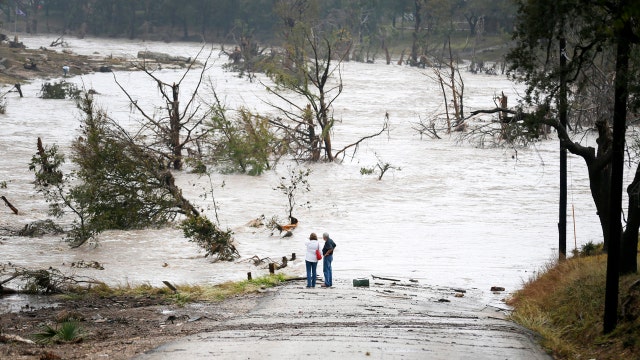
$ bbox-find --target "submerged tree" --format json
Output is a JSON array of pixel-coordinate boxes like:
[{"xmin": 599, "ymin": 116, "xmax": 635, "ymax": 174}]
[
  {"xmin": 414, "ymin": 35, "xmax": 465, "ymax": 137},
  {"xmin": 274, "ymin": 165, "xmax": 311, "ymax": 220},
  {"xmin": 30, "ymin": 94, "xmax": 179, "ymax": 246},
  {"xmin": 30, "ymin": 91, "xmax": 238, "ymax": 260},
  {"xmin": 265, "ymin": 23, "xmax": 387, "ymax": 162},
  {"xmin": 114, "ymin": 47, "xmax": 213, "ymax": 170},
  {"xmin": 204, "ymin": 90, "xmax": 285, "ymax": 175}
]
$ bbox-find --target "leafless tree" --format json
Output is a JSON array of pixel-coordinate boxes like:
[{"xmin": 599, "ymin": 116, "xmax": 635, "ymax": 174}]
[
  {"xmin": 265, "ymin": 29, "xmax": 387, "ymax": 162},
  {"xmin": 113, "ymin": 46, "xmax": 214, "ymax": 170}
]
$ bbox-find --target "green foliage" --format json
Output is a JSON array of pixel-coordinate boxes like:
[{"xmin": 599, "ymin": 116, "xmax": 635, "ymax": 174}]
[
  {"xmin": 360, "ymin": 166, "xmax": 375, "ymax": 175},
  {"xmin": 171, "ymin": 292, "xmax": 193, "ymax": 307},
  {"xmin": 39, "ymin": 80, "xmax": 81, "ymax": 99},
  {"xmin": 72, "ymin": 95, "xmax": 178, "ymax": 232},
  {"xmin": 29, "ymin": 92, "xmax": 183, "ymax": 247},
  {"xmin": 29, "ymin": 139, "xmax": 94, "ymax": 244},
  {"xmin": 29, "ymin": 143, "xmax": 65, "ymax": 208},
  {"xmin": 33, "ymin": 322, "xmax": 83, "ymax": 344},
  {"xmin": 23, "ymin": 269, "xmax": 55, "ymax": 294},
  {"xmin": 207, "ymin": 99, "xmax": 283, "ymax": 175},
  {"xmin": 187, "ymin": 159, "xmax": 208, "ymax": 175},
  {"xmin": 35, "ymin": 1, "xmax": 515, "ymax": 44},
  {"xmin": 180, "ymin": 215, "xmax": 239, "ymax": 261},
  {"xmin": 274, "ymin": 166, "xmax": 311, "ymax": 218},
  {"xmin": 360, "ymin": 154, "xmax": 401, "ymax": 180},
  {"xmin": 32, "ymin": 324, "xmax": 58, "ymax": 343},
  {"xmin": 248, "ymin": 273, "xmax": 287, "ymax": 287},
  {"xmin": 579, "ymin": 241, "xmax": 603, "ymax": 257}
]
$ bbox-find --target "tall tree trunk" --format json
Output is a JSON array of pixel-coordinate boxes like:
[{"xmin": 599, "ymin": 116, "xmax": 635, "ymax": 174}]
[
  {"xmin": 170, "ymin": 83, "xmax": 182, "ymax": 170},
  {"xmin": 411, "ymin": 0, "xmax": 422, "ymax": 65},
  {"xmin": 319, "ymin": 93, "xmax": 333, "ymax": 161},
  {"xmin": 604, "ymin": 11, "xmax": 631, "ymax": 333},
  {"xmin": 621, "ymin": 163, "xmax": 640, "ymax": 274},
  {"xmin": 128, "ymin": 1, "xmax": 136, "ymax": 39},
  {"xmin": 592, "ymin": 120, "xmax": 614, "ymax": 251},
  {"xmin": 465, "ymin": 15, "xmax": 477, "ymax": 37},
  {"xmin": 589, "ymin": 164, "xmax": 612, "ymax": 251}
]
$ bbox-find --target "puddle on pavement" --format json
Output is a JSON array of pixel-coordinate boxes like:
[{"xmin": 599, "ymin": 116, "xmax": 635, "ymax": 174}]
[{"xmin": 0, "ymin": 293, "xmax": 59, "ymax": 314}]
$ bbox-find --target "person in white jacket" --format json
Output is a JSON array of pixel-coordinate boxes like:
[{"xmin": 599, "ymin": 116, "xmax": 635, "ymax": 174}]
[{"xmin": 305, "ymin": 233, "xmax": 320, "ymax": 288}]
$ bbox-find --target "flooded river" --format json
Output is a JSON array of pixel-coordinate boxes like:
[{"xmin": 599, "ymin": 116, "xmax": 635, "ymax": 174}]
[{"xmin": 0, "ymin": 34, "xmax": 608, "ymax": 309}]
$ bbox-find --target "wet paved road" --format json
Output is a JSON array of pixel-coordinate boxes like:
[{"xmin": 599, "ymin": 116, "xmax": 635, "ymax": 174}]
[{"xmin": 135, "ymin": 279, "xmax": 552, "ymax": 360}]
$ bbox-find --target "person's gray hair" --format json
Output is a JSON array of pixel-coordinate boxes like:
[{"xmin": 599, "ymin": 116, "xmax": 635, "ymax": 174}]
[{"xmin": 323, "ymin": 232, "xmax": 329, "ymax": 239}]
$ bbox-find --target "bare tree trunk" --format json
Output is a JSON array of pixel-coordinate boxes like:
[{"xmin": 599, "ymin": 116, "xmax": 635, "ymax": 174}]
[
  {"xmin": 622, "ymin": 163, "xmax": 640, "ymax": 274},
  {"xmin": 397, "ymin": 49, "xmax": 405, "ymax": 65},
  {"xmin": 170, "ymin": 83, "xmax": 182, "ymax": 170},
  {"xmin": 411, "ymin": 0, "xmax": 422, "ymax": 65},
  {"xmin": 1, "ymin": 196, "xmax": 18, "ymax": 214},
  {"xmin": 319, "ymin": 95, "xmax": 333, "ymax": 161},
  {"xmin": 381, "ymin": 37, "xmax": 391, "ymax": 65},
  {"xmin": 593, "ymin": 120, "xmax": 614, "ymax": 251},
  {"xmin": 448, "ymin": 39, "xmax": 461, "ymax": 122}
]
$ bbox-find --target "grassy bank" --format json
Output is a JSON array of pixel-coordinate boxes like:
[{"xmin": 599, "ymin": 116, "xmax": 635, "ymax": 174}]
[
  {"xmin": 508, "ymin": 251, "xmax": 640, "ymax": 359},
  {"xmin": 63, "ymin": 273, "xmax": 288, "ymax": 305},
  {"xmin": 1, "ymin": 273, "xmax": 290, "ymax": 358}
]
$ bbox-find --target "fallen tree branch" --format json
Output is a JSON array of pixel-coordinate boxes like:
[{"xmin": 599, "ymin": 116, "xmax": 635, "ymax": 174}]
[
  {"xmin": 0, "ymin": 334, "xmax": 35, "ymax": 345},
  {"xmin": 372, "ymin": 274, "xmax": 401, "ymax": 282},
  {"xmin": 334, "ymin": 116, "xmax": 389, "ymax": 161},
  {"xmin": 0, "ymin": 272, "xmax": 20, "ymax": 286},
  {"xmin": 1, "ymin": 196, "xmax": 18, "ymax": 214}
]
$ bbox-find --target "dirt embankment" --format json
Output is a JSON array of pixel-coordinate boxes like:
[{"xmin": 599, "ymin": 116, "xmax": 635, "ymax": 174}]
[
  {"xmin": 0, "ymin": 290, "xmax": 266, "ymax": 360},
  {"xmin": 0, "ymin": 36, "xmax": 132, "ymax": 86}
]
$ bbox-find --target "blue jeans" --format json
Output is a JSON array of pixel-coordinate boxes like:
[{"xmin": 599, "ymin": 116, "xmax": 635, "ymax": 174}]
[
  {"xmin": 305, "ymin": 260, "xmax": 318, "ymax": 287},
  {"xmin": 323, "ymin": 254, "xmax": 333, "ymax": 286}
]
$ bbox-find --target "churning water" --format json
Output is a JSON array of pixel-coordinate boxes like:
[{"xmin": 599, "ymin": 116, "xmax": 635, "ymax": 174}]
[{"xmin": 0, "ymin": 34, "xmax": 609, "ymax": 309}]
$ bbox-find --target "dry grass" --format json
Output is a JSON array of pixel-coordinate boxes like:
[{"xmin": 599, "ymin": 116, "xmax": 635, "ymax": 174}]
[
  {"xmin": 508, "ymin": 253, "xmax": 640, "ymax": 359},
  {"xmin": 62, "ymin": 273, "xmax": 288, "ymax": 305}
]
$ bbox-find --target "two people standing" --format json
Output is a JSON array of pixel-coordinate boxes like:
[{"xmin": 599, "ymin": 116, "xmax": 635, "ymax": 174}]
[{"xmin": 304, "ymin": 232, "xmax": 337, "ymax": 288}]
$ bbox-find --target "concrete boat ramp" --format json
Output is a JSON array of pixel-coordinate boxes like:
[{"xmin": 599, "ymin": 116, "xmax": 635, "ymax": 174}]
[{"xmin": 135, "ymin": 278, "xmax": 552, "ymax": 360}]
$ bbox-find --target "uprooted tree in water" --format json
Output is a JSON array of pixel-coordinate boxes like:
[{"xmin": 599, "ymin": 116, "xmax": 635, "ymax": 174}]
[{"xmin": 29, "ymin": 92, "xmax": 238, "ymax": 261}]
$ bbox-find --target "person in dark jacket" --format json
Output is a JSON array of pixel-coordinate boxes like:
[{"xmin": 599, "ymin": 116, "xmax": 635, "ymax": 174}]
[{"xmin": 321, "ymin": 232, "xmax": 337, "ymax": 287}]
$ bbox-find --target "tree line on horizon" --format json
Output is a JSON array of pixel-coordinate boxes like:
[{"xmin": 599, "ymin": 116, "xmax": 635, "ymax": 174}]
[{"xmin": 0, "ymin": 0, "xmax": 515, "ymax": 44}]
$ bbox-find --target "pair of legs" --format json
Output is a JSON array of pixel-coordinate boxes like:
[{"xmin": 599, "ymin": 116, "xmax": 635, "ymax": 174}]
[
  {"xmin": 305, "ymin": 260, "xmax": 318, "ymax": 287},
  {"xmin": 323, "ymin": 254, "xmax": 333, "ymax": 287}
]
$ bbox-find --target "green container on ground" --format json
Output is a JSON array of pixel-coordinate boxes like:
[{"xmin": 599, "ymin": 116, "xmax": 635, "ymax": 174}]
[{"xmin": 352, "ymin": 278, "xmax": 370, "ymax": 287}]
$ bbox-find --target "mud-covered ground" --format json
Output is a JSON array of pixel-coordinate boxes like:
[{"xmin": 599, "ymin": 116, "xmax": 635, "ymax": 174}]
[
  {"xmin": 0, "ymin": 289, "xmax": 267, "ymax": 360},
  {"xmin": 0, "ymin": 33, "xmax": 183, "ymax": 86},
  {"xmin": 0, "ymin": 38, "xmax": 118, "ymax": 85}
]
